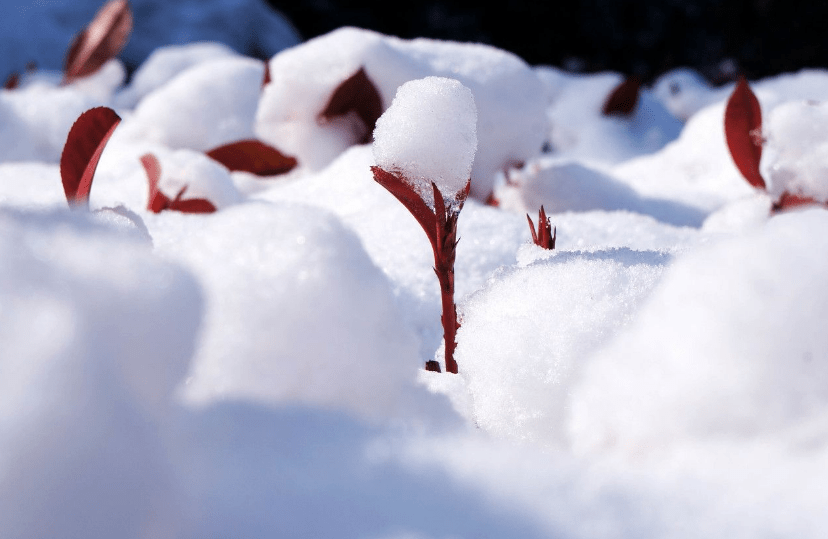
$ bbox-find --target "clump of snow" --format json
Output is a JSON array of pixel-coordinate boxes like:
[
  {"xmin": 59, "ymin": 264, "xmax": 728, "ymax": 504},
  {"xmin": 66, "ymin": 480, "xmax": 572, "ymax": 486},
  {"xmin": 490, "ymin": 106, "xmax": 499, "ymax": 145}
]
[
  {"xmin": 149, "ymin": 202, "xmax": 431, "ymax": 422},
  {"xmin": 496, "ymin": 157, "xmax": 706, "ymax": 227},
  {"xmin": 0, "ymin": 83, "xmax": 103, "ymax": 163},
  {"xmin": 452, "ymin": 247, "xmax": 669, "ymax": 445},
  {"xmin": 763, "ymin": 100, "xmax": 828, "ymax": 203},
  {"xmin": 569, "ymin": 209, "xmax": 828, "ymax": 454},
  {"xmin": 373, "ymin": 77, "xmax": 477, "ymax": 203},
  {"xmin": 67, "ymin": 59, "xmax": 127, "ymax": 103},
  {"xmin": 0, "ymin": 208, "xmax": 202, "ymax": 539},
  {"xmin": 117, "ymin": 56, "xmax": 264, "ymax": 151},
  {"xmin": 541, "ymin": 69, "xmax": 683, "ymax": 165},
  {"xmin": 115, "ymin": 42, "xmax": 240, "ymax": 109},
  {"xmin": 651, "ymin": 68, "xmax": 725, "ymax": 121},
  {"xmin": 256, "ymin": 27, "xmax": 546, "ymax": 198},
  {"xmin": 612, "ymin": 101, "xmax": 754, "ymax": 212}
]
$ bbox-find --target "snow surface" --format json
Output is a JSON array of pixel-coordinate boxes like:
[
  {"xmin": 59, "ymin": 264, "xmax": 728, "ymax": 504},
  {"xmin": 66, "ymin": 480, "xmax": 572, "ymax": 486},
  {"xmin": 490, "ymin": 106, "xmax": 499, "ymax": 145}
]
[{"xmin": 2, "ymin": 6, "xmax": 828, "ymax": 538}]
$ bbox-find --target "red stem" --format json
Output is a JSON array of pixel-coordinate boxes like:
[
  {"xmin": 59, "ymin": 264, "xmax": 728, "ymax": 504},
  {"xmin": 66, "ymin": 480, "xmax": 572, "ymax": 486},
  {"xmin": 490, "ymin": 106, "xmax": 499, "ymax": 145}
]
[{"xmin": 436, "ymin": 266, "xmax": 459, "ymax": 373}]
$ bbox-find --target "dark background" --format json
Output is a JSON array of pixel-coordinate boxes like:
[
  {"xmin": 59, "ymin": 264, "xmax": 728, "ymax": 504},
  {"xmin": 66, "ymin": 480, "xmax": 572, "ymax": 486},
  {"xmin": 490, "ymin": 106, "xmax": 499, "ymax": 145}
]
[{"xmin": 264, "ymin": 0, "xmax": 827, "ymax": 85}]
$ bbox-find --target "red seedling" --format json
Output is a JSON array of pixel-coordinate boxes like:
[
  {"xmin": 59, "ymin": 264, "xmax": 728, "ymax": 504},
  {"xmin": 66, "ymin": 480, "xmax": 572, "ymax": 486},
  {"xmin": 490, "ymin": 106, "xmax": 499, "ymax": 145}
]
[
  {"xmin": 725, "ymin": 77, "xmax": 765, "ymax": 190},
  {"xmin": 60, "ymin": 106, "xmax": 122, "ymax": 209},
  {"xmin": 320, "ymin": 67, "xmax": 383, "ymax": 144},
  {"xmin": 603, "ymin": 75, "xmax": 641, "ymax": 116},
  {"xmin": 527, "ymin": 206, "xmax": 556, "ymax": 250},
  {"xmin": 724, "ymin": 78, "xmax": 827, "ymax": 212},
  {"xmin": 206, "ymin": 139, "xmax": 297, "ymax": 176},
  {"xmin": 371, "ymin": 166, "xmax": 470, "ymax": 374},
  {"xmin": 140, "ymin": 153, "xmax": 217, "ymax": 214},
  {"xmin": 63, "ymin": 0, "xmax": 132, "ymax": 85}
]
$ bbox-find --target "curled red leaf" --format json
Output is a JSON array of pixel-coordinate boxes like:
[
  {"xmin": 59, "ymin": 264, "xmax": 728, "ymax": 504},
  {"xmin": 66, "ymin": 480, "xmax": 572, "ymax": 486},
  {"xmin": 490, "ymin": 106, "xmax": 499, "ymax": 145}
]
[
  {"xmin": 206, "ymin": 139, "xmax": 297, "ymax": 176},
  {"xmin": 527, "ymin": 206, "xmax": 556, "ymax": 250},
  {"xmin": 725, "ymin": 77, "xmax": 766, "ymax": 190},
  {"xmin": 140, "ymin": 153, "xmax": 217, "ymax": 214},
  {"xmin": 602, "ymin": 75, "xmax": 641, "ymax": 116},
  {"xmin": 63, "ymin": 0, "xmax": 133, "ymax": 84},
  {"xmin": 60, "ymin": 106, "xmax": 121, "ymax": 209},
  {"xmin": 320, "ymin": 67, "xmax": 383, "ymax": 144}
]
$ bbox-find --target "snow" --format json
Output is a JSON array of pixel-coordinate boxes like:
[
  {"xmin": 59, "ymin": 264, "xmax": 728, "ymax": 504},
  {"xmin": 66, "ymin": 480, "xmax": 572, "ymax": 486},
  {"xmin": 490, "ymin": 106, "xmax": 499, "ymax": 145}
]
[
  {"xmin": 2, "ymin": 4, "xmax": 828, "ymax": 538},
  {"xmin": 256, "ymin": 26, "xmax": 546, "ymax": 198},
  {"xmin": 373, "ymin": 77, "xmax": 477, "ymax": 203},
  {"xmin": 764, "ymin": 100, "xmax": 828, "ymax": 202}
]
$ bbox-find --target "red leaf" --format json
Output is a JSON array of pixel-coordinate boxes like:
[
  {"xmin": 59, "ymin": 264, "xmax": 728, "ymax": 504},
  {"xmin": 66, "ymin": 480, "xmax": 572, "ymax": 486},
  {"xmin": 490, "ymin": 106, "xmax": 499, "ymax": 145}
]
[
  {"xmin": 602, "ymin": 76, "xmax": 641, "ymax": 116},
  {"xmin": 140, "ymin": 153, "xmax": 217, "ymax": 214},
  {"xmin": 262, "ymin": 60, "xmax": 271, "ymax": 88},
  {"xmin": 3, "ymin": 72, "xmax": 19, "ymax": 90},
  {"xmin": 171, "ymin": 197, "xmax": 217, "ymax": 214},
  {"xmin": 725, "ymin": 77, "xmax": 766, "ymax": 190},
  {"xmin": 320, "ymin": 67, "xmax": 383, "ymax": 144},
  {"xmin": 371, "ymin": 166, "xmax": 439, "ymax": 250},
  {"xmin": 60, "ymin": 106, "xmax": 121, "ymax": 208},
  {"xmin": 206, "ymin": 139, "xmax": 297, "ymax": 176},
  {"xmin": 63, "ymin": 0, "xmax": 133, "ymax": 84},
  {"xmin": 772, "ymin": 191, "xmax": 825, "ymax": 213},
  {"xmin": 140, "ymin": 153, "xmax": 170, "ymax": 213}
]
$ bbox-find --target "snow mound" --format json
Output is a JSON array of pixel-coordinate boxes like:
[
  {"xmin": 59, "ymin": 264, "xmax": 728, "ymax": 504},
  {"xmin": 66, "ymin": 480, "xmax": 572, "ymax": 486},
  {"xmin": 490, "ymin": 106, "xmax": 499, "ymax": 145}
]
[
  {"xmin": 115, "ymin": 42, "xmax": 240, "ymax": 109},
  {"xmin": 454, "ymin": 247, "xmax": 669, "ymax": 445},
  {"xmin": 0, "ymin": 208, "xmax": 202, "ymax": 539},
  {"xmin": 118, "ymin": 56, "xmax": 264, "ymax": 151},
  {"xmin": 569, "ymin": 209, "xmax": 828, "ymax": 454},
  {"xmin": 256, "ymin": 27, "xmax": 547, "ymax": 199},
  {"xmin": 763, "ymin": 100, "xmax": 828, "ymax": 203},
  {"xmin": 540, "ymin": 69, "xmax": 683, "ymax": 165},
  {"xmin": 149, "ymin": 201, "xmax": 427, "ymax": 422}
]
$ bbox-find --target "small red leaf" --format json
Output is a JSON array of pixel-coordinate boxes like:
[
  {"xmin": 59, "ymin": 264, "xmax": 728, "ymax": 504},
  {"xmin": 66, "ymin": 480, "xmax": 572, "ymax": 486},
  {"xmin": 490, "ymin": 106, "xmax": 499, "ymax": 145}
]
[
  {"xmin": 527, "ymin": 213, "xmax": 539, "ymax": 244},
  {"xmin": 140, "ymin": 153, "xmax": 170, "ymax": 213},
  {"xmin": 140, "ymin": 153, "xmax": 217, "ymax": 214},
  {"xmin": 206, "ymin": 139, "xmax": 297, "ymax": 176},
  {"xmin": 772, "ymin": 191, "xmax": 824, "ymax": 213},
  {"xmin": 3, "ymin": 72, "xmax": 19, "ymax": 90},
  {"xmin": 262, "ymin": 60, "xmax": 271, "ymax": 88},
  {"xmin": 60, "ymin": 106, "xmax": 121, "ymax": 208},
  {"xmin": 485, "ymin": 192, "xmax": 500, "ymax": 207},
  {"xmin": 320, "ymin": 67, "xmax": 383, "ymax": 144},
  {"xmin": 63, "ymin": 0, "xmax": 133, "ymax": 84},
  {"xmin": 725, "ymin": 77, "xmax": 766, "ymax": 190},
  {"xmin": 170, "ymin": 198, "xmax": 217, "ymax": 213},
  {"xmin": 602, "ymin": 76, "xmax": 641, "ymax": 116}
]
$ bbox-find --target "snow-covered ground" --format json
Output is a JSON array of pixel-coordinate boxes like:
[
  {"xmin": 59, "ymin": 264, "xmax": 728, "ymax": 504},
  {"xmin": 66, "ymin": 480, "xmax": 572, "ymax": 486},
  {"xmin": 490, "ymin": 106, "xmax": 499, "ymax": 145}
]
[{"xmin": 2, "ymin": 2, "xmax": 828, "ymax": 538}]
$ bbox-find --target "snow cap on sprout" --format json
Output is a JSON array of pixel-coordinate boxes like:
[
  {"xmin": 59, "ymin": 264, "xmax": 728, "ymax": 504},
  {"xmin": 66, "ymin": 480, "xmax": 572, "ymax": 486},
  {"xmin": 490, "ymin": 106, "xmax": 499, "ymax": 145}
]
[{"xmin": 373, "ymin": 77, "xmax": 477, "ymax": 207}]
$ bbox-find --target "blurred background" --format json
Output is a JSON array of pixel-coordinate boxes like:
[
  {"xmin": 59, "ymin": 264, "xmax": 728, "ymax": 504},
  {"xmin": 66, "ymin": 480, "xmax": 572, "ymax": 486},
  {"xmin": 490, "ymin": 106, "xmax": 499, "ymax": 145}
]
[{"xmin": 265, "ymin": 0, "xmax": 826, "ymax": 84}]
